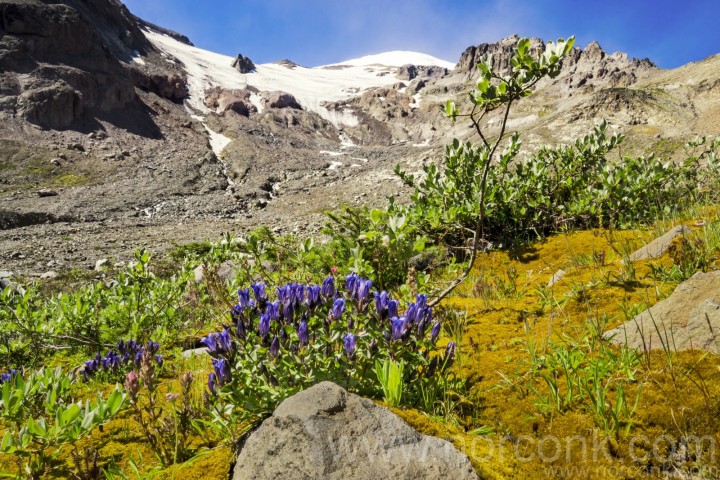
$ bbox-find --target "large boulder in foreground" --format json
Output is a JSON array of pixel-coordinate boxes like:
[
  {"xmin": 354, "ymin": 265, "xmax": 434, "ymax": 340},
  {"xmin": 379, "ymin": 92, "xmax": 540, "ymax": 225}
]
[
  {"xmin": 233, "ymin": 381, "xmax": 479, "ymax": 480},
  {"xmin": 606, "ymin": 271, "xmax": 720, "ymax": 352}
]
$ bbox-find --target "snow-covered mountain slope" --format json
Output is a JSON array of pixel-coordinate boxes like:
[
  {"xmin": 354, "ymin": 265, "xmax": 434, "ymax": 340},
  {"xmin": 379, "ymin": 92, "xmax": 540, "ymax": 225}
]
[
  {"xmin": 325, "ymin": 51, "xmax": 455, "ymax": 69},
  {"xmin": 145, "ymin": 30, "xmax": 453, "ymax": 127}
]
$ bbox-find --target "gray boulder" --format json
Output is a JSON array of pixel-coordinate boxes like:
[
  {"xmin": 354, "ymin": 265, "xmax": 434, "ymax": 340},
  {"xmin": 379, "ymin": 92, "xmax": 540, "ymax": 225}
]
[
  {"xmin": 606, "ymin": 271, "xmax": 720, "ymax": 352},
  {"xmin": 233, "ymin": 381, "xmax": 479, "ymax": 480}
]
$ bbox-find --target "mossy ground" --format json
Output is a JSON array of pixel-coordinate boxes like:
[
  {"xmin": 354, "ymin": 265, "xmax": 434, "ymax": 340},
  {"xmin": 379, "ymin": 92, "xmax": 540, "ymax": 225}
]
[{"xmin": 2, "ymin": 214, "xmax": 720, "ymax": 478}]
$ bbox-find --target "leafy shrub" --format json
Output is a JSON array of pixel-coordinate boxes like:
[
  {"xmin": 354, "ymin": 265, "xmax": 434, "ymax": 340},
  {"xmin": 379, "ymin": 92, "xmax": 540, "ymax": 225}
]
[
  {"xmin": 323, "ymin": 202, "xmax": 430, "ymax": 290},
  {"xmin": 203, "ymin": 275, "xmax": 456, "ymax": 426},
  {"xmin": 398, "ymin": 120, "xmax": 720, "ymax": 248},
  {"xmin": 0, "ymin": 367, "xmax": 125, "ymax": 478}
]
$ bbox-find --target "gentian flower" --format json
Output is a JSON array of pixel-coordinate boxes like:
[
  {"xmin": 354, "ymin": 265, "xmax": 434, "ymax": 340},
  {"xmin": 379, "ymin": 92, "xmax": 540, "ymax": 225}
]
[
  {"xmin": 343, "ymin": 333, "xmax": 356, "ymax": 358},
  {"xmin": 212, "ymin": 358, "xmax": 231, "ymax": 385},
  {"xmin": 416, "ymin": 294, "xmax": 428, "ymax": 311},
  {"xmin": 0, "ymin": 370, "xmax": 17, "ymax": 384},
  {"xmin": 293, "ymin": 284, "xmax": 306, "ymax": 306},
  {"xmin": 266, "ymin": 301, "xmax": 280, "ymax": 321},
  {"xmin": 431, "ymin": 321, "xmax": 441, "ymax": 343},
  {"xmin": 259, "ymin": 313, "xmax": 271, "ymax": 339},
  {"xmin": 375, "ymin": 291, "xmax": 389, "ymax": 318},
  {"xmin": 387, "ymin": 300, "xmax": 399, "ymax": 319},
  {"xmin": 321, "ymin": 276, "xmax": 335, "ymax": 298},
  {"xmin": 391, "ymin": 316, "xmax": 406, "ymax": 341},
  {"xmin": 276, "ymin": 284, "xmax": 292, "ymax": 303},
  {"xmin": 237, "ymin": 288, "xmax": 253, "ymax": 309},
  {"xmin": 297, "ymin": 321, "xmax": 309, "ymax": 347},
  {"xmin": 217, "ymin": 328, "xmax": 234, "ymax": 353},
  {"xmin": 207, "ymin": 372, "xmax": 217, "ymax": 395},
  {"xmin": 445, "ymin": 342, "xmax": 456, "ymax": 361},
  {"xmin": 117, "ymin": 340, "xmax": 126, "ymax": 354},
  {"xmin": 201, "ymin": 333, "xmax": 219, "ymax": 355},
  {"xmin": 330, "ymin": 298, "xmax": 345, "ymax": 322},
  {"xmin": 283, "ymin": 300, "xmax": 295, "ymax": 324},
  {"xmin": 269, "ymin": 337, "xmax": 280, "ymax": 358},
  {"xmin": 345, "ymin": 273, "xmax": 359, "ymax": 295},
  {"xmin": 251, "ymin": 282, "xmax": 267, "ymax": 302},
  {"xmin": 231, "ymin": 304, "xmax": 244, "ymax": 318},
  {"xmin": 405, "ymin": 303, "xmax": 417, "ymax": 325},
  {"xmin": 155, "ymin": 354, "xmax": 163, "ymax": 367},
  {"xmin": 356, "ymin": 278, "xmax": 373, "ymax": 309},
  {"xmin": 146, "ymin": 341, "xmax": 160, "ymax": 354},
  {"xmin": 306, "ymin": 285, "xmax": 321, "ymax": 307}
]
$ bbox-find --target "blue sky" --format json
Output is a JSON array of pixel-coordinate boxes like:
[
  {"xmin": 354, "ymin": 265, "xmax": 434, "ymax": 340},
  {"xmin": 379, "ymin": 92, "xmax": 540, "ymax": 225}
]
[{"xmin": 124, "ymin": 0, "xmax": 720, "ymax": 69}]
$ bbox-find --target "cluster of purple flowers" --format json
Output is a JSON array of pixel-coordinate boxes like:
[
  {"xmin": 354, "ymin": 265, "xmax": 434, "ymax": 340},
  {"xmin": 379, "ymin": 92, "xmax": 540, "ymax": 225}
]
[
  {"xmin": 0, "ymin": 369, "xmax": 18, "ymax": 384},
  {"xmin": 378, "ymin": 293, "xmax": 439, "ymax": 343},
  {"xmin": 203, "ymin": 274, "xmax": 449, "ymax": 396},
  {"xmin": 82, "ymin": 340, "xmax": 162, "ymax": 380}
]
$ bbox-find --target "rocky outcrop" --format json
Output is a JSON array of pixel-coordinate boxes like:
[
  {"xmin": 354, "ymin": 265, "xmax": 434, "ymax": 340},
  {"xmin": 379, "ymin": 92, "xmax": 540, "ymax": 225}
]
[
  {"xmin": 232, "ymin": 54, "xmax": 256, "ymax": 73},
  {"xmin": 134, "ymin": 16, "xmax": 193, "ymax": 46},
  {"xmin": 261, "ymin": 91, "xmax": 301, "ymax": 110},
  {"xmin": 129, "ymin": 69, "xmax": 189, "ymax": 102},
  {"xmin": 233, "ymin": 382, "xmax": 479, "ymax": 480},
  {"xmin": 397, "ymin": 65, "xmax": 448, "ymax": 81},
  {"xmin": 453, "ymin": 35, "xmax": 655, "ymax": 91},
  {"xmin": 204, "ymin": 87, "xmax": 257, "ymax": 116},
  {"xmin": 0, "ymin": 0, "xmax": 146, "ymax": 129},
  {"xmin": 606, "ymin": 271, "xmax": 720, "ymax": 352},
  {"xmin": 454, "ymin": 35, "xmax": 544, "ymax": 79}
]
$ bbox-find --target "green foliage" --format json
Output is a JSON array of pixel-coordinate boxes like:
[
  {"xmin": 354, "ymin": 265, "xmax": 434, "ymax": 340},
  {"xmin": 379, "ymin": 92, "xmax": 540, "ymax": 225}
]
[
  {"xmin": 323, "ymin": 202, "xmax": 430, "ymax": 290},
  {"xmin": 375, "ymin": 358, "xmax": 405, "ymax": 407},
  {"xmin": 0, "ymin": 368, "xmax": 125, "ymax": 478},
  {"xmin": 205, "ymin": 277, "xmax": 458, "ymax": 430},
  {"xmin": 0, "ymin": 250, "xmax": 195, "ymax": 367}
]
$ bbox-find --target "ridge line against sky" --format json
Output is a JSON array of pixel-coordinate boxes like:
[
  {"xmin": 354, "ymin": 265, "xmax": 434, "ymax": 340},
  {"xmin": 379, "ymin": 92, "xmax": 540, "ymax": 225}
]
[{"xmin": 123, "ymin": 0, "xmax": 720, "ymax": 69}]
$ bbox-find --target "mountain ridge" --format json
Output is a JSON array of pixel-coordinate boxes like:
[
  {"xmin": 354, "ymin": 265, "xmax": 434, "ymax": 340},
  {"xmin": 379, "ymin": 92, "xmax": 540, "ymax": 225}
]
[{"xmin": 0, "ymin": 0, "xmax": 718, "ymax": 276}]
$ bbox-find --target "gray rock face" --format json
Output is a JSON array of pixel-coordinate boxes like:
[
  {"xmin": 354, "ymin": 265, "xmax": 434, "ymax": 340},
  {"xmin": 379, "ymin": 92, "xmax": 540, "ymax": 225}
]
[
  {"xmin": 232, "ymin": 54, "xmax": 256, "ymax": 73},
  {"xmin": 233, "ymin": 382, "xmax": 479, "ymax": 480},
  {"xmin": 396, "ymin": 64, "xmax": 449, "ymax": 81},
  {"xmin": 606, "ymin": 271, "xmax": 720, "ymax": 352}
]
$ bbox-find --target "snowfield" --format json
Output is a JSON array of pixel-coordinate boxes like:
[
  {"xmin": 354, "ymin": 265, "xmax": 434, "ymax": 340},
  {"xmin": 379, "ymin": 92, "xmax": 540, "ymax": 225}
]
[{"xmin": 143, "ymin": 30, "xmax": 454, "ymax": 128}]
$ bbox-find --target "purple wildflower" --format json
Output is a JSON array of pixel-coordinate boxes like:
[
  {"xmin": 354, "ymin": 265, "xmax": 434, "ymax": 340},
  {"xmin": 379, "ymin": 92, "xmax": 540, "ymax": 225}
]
[
  {"xmin": 297, "ymin": 321, "xmax": 309, "ymax": 347},
  {"xmin": 391, "ymin": 316, "xmax": 406, "ymax": 341},
  {"xmin": 343, "ymin": 333, "xmax": 356, "ymax": 358},
  {"xmin": 431, "ymin": 321, "xmax": 441, "ymax": 343},
  {"xmin": 321, "ymin": 276, "xmax": 335, "ymax": 298},
  {"xmin": 269, "ymin": 337, "xmax": 280, "ymax": 358},
  {"xmin": 330, "ymin": 298, "xmax": 345, "ymax": 322},
  {"xmin": 259, "ymin": 313, "xmax": 271, "ymax": 339}
]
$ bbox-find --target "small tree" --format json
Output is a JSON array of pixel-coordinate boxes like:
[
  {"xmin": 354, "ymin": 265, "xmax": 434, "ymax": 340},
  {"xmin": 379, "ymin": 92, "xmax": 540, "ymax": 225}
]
[{"xmin": 397, "ymin": 36, "xmax": 576, "ymax": 305}]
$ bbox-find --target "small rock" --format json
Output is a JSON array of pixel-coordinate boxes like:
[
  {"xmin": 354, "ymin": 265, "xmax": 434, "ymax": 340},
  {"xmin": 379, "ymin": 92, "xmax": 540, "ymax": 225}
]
[
  {"xmin": 255, "ymin": 199, "xmax": 268, "ymax": 209},
  {"xmin": 548, "ymin": 269, "xmax": 566, "ymax": 287},
  {"xmin": 58, "ymin": 153, "xmax": 67, "ymax": 160},
  {"xmin": 0, "ymin": 271, "xmax": 12, "ymax": 279},
  {"xmin": 181, "ymin": 347, "xmax": 209, "ymax": 358},
  {"xmin": 38, "ymin": 189, "xmax": 59, "ymax": 197},
  {"xmin": 95, "ymin": 258, "xmax": 109, "ymax": 270},
  {"xmin": 68, "ymin": 143, "xmax": 85, "ymax": 152},
  {"xmin": 50, "ymin": 158, "xmax": 61, "ymax": 166},
  {"xmin": 40, "ymin": 271, "xmax": 58, "ymax": 279}
]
